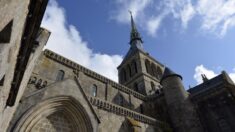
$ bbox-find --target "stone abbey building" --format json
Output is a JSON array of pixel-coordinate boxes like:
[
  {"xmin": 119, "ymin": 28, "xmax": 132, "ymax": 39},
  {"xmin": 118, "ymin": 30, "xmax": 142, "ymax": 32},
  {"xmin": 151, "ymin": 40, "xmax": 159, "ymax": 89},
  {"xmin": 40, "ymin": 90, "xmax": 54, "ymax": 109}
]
[{"xmin": 1, "ymin": 0, "xmax": 235, "ymax": 132}]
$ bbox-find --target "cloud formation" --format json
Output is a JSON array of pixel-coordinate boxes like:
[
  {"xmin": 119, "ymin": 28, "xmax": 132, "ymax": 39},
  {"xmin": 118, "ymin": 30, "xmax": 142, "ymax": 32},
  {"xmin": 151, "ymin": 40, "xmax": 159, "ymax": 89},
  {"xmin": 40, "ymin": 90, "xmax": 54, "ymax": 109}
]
[
  {"xmin": 41, "ymin": 0, "xmax": 123, "ymax": 82},
  {"xmin": 193, "ymin": 64, "xmax": 235, "ymax": 84},
  {"xmin": 112, "ymin": 0, "xmax": 235, "ymax": 37},
  {"xmin": 112, "ymin": 0, "xmax": 152, "ymax": 23}
]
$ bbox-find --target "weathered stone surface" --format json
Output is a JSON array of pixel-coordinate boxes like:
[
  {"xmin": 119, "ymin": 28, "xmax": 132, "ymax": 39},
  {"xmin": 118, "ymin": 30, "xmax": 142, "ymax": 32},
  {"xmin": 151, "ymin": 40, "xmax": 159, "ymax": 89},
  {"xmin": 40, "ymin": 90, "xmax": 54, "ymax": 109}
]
[{"xmin": 1, "ymin": 1, "xmax": 235, "ymax": 132}]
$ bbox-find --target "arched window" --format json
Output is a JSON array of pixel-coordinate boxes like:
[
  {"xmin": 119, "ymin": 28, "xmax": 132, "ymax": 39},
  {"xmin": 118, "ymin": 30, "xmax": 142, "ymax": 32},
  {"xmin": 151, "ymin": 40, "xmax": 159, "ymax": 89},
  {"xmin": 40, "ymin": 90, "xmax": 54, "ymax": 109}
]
[
  {"xmin": 151, "ymin": 82, "xmax": 155, "ymax": 90},
  {"xmin": 134, "ymin": 83, "xmax": 139, "ymax": 92},
  {"xmin": 56, "ymin": 70, "xmax": 64, "ymax": 81},
  {"xmin": 151, "ymin": 63, "xmax": 157, "ymax": 77},
  {"xmin": 121, "ymin": 69, "xmax": 127, "ymax": 82},
  {"xmin": 91, "ymin": 84, "xmax": 97, "ymax": 97},
  {"xmin": 140, "ymin": 104, "xmax": 144, "ymax": 114},
  {"xmin": 156, "ymin": 66, "xmax": 163, "ymax": 79},
  {"xmin": 145, "ymin": 59, "xmax": 151, "ymax": 74},
  {"xmin": 127, "ymin": 64, "xmax": 132, "ymax": 78},
  {"xmin": 131, "ymin": 60, "xmax": 138, "ymax": 75},
  {"xmin": 118, "ymin": 95, "xmax": 124, "ymax": 106}
]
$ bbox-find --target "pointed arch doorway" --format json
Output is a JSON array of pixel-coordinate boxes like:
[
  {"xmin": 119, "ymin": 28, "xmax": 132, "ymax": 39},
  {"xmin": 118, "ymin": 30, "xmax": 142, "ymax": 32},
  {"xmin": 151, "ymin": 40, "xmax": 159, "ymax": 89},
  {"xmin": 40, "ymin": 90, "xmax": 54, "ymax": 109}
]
[{"xmin": 13, "ymin": 96, "xmax": 93, "ymax": 132}]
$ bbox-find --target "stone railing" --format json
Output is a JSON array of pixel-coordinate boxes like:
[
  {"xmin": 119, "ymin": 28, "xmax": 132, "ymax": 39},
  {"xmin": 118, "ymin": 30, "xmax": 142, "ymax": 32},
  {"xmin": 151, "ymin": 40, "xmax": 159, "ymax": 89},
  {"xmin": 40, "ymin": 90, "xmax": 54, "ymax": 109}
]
[
  {"xmin": 44, "ymin": 49, "xmax": 146, "ymax": 100},
  {"xmin": 87, "ymin": 96, "xmax": 164, "ymax": 127}
]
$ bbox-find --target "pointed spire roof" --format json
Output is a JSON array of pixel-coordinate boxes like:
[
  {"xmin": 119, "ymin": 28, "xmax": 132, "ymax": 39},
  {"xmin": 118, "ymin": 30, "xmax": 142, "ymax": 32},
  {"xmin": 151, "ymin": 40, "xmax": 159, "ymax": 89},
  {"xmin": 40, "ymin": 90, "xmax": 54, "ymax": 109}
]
[
  {"xmin": 129, "ymin": 11, "xmax": 143, "ymax": 44},
  {"xmin": 160, "ymin": 67, "xmax": 182, "ymax": 84},
  {"xmin": 117, "ymin": 12, "xmax": 145, "ymax": 68}
]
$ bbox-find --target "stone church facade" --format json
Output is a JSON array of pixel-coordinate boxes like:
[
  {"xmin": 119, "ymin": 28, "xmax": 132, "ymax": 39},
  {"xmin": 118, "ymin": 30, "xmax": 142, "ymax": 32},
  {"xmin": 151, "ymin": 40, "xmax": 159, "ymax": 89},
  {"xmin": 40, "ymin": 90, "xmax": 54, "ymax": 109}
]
[{"xmin": 1, "ymin": 0, "xmax": 235, "ymax": 132}]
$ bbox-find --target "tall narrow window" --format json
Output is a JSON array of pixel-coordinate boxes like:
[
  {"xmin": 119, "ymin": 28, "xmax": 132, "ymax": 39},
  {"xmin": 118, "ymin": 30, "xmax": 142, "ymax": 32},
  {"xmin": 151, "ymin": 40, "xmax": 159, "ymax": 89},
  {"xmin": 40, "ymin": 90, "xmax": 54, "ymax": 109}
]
[
  {"xmin": 134, "ymin": 83, "xmax": 139, "ymax": 92},
  {"xmin": 118, "ymin": 95, "xmax": 124, "ymax": 106},
  {"xmin": 127, "ymin": 64, "xmax": 132, "ymax": 78},
  {"xmin": 145, "ymin": 59, "xmax": 151, "ymax": 74},
  {"xmin": 92, "ymin": 84, "xmax": 97, "ymax": 97},
  {"xmin": 56, "ymin": 70, "xmax": 64, "ymax": 81},
  {"xmin": 151, "ymin": 82, "xmax": 155, "ymax": 90},
  {"xmin": 151, "ymin": 63, "xmax": 157, "ymax": 77},
  {"xmin": 131, "ymin": 60, "xmax": 138, "ymax": 75},
  {"xmin": 140, "ymin": 104, "xmax": 144, "ymax": 114},
  {"xmin": 156, "ymin": 66, "xmax": 163, "ymax": 79},
  {"xmin": 121, "ymin": 69, "xmax": 127, "ymax": 82}
]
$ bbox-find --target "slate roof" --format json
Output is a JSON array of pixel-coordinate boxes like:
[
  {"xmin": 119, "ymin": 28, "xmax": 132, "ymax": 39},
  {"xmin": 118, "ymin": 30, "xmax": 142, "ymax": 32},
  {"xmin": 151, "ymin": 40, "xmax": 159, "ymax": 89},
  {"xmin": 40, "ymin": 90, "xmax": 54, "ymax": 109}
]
[{"xmin": 160, "ymin": 67, "xmax": 182, "ymax": 84}]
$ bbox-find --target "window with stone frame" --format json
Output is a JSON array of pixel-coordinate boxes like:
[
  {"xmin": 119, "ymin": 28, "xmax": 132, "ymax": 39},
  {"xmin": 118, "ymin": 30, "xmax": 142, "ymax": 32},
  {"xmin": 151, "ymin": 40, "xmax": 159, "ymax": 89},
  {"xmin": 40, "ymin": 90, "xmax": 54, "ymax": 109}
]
[
  {"xmin": 91, "ymin": 84, "xmax": 97, "ymax": 97},
  {"xmin": 140, "ymin": 104, "xmax": 144, "ymax": 114},
  {"xmin": 56, "ymin": 70, "xmax": 64, "ymax": 81},
  {"xmin": 151, "ymin": 82, "xmax": 155, "ymax": 90},
  {"xmin": 156, "ymin": 66, "xmax": 163, "ymax": 79},
  {"xmin": 131, "ymin": 60, "xmax": 138, "ymax": 75},
  {"xmin": 118, "ymin": 94, "xmax": 124, "ymax": 106},
  {"xmin": 120, "ymin": 68, "xmax": 127, "ymax": 83},
  {"xmin": 145, "ymin": 59, "xmax": 151, "ymax": 74},
  {"xmin": 126, "ymin": 64, "xmax": 132, "ymax": 78},
  {"xmin": 151, "ymin": 63, "xmax": 157, "ymax": 77},
  {"xmin": 134, "ymin": 82, "xmax": 139, "ymax": 92}
]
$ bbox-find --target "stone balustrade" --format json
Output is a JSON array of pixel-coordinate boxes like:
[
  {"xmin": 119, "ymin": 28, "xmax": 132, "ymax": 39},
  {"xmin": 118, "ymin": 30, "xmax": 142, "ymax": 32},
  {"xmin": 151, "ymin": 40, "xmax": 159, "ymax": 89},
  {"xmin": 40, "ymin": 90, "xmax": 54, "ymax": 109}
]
[{"xmin": 87, "ymin": 96, "xmax": 164, "ymax": 127}]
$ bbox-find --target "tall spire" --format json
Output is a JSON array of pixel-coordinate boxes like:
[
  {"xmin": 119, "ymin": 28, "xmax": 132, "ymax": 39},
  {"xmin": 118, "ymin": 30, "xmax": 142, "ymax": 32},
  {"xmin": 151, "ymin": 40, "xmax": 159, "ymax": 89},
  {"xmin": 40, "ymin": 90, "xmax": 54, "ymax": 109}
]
[{"xmin": 129, "ymin": 11, "xmax": 143, "ymax": 45}]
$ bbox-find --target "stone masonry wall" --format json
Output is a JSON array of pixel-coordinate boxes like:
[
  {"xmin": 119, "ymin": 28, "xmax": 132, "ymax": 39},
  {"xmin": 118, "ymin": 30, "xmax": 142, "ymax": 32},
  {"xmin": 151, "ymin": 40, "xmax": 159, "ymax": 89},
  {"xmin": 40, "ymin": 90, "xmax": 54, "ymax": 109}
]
[{"xmin": 33, "ymin": 50, "xmax": 145, "ymax": 111}]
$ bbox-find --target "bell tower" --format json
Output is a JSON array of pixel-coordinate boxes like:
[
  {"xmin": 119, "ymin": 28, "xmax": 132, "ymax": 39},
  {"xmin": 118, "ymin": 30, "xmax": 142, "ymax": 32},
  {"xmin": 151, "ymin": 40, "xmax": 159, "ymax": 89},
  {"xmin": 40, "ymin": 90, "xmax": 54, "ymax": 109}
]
[{"xmin": 117, "ymin": 12, "xmax": 165, "ymax": 95}]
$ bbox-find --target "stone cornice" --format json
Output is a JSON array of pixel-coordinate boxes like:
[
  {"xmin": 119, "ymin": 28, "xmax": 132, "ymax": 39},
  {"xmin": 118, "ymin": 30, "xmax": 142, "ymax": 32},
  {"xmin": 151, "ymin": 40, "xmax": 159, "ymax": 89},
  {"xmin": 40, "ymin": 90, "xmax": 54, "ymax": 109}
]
[
  {"xmin": 43, "ymin": 49, "xmax": 146, "ymax": 101},
  {"xmin": 87, "ymin": 96, "xmax": 165, "ymax": 127}
]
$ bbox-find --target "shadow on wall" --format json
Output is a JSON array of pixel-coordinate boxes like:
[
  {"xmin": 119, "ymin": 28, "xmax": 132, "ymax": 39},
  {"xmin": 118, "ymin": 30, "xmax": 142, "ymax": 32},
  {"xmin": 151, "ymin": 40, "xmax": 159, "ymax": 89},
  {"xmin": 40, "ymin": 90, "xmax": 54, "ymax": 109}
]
[
  {"xmin": 118, "ymin": 118, "xmax": 135, "ymax": 132},
  {"xmin": 112, "ymin": 92, "xmax": 134, "ymax": 109},
  {"xmin": 146, "ymin": 125, "xmax": 161, "ymax": 132}
]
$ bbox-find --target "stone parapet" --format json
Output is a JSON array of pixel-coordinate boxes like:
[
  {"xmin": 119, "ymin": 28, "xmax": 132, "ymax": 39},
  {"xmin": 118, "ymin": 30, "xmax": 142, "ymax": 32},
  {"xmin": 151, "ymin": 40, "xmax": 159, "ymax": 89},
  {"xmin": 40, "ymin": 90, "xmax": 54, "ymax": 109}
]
[{"xmin": 87, "ymin": 95, "xmax": 164, "ymax": 127}]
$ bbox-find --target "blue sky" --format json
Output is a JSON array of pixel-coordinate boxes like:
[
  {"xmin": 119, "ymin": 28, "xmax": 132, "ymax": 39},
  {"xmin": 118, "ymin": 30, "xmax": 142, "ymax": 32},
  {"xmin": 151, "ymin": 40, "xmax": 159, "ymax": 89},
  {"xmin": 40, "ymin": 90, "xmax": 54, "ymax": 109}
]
[{"xmin": 41, "ymin": 0, "xmax": 235, "ymax": 88}]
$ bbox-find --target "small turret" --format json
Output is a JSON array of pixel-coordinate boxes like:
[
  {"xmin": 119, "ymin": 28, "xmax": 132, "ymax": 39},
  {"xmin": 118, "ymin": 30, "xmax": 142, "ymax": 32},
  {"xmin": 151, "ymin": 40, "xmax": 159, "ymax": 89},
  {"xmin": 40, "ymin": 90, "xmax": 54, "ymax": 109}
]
[
  {"xmin": 160, "ymin": 67, "xmax": 203, "ymax": 132},
  {"xmin": 160, "ymin": 67, "xmax": 188, "ymax": 101}
]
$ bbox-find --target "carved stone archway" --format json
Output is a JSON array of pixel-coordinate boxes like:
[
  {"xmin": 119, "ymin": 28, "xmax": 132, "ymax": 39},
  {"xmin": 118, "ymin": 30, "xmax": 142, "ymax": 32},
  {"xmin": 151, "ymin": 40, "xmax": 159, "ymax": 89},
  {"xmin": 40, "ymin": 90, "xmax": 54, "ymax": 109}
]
[{"xmin": 13, "ymin": 96, "xmax": 93, "ymax": 132}]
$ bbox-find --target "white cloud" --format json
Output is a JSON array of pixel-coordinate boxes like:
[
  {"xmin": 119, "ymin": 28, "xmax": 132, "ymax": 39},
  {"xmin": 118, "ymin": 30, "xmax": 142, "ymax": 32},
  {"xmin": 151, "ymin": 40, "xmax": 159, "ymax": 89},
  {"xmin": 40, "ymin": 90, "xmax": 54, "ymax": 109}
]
[
  {"xmin": 112, "ymin": 0, "xmax": 235, "ymax": 37},
  {"xmin": 196, "ymin": 0, "xmax": 235, "ymax": 36},
  {"xmin": 147, "ymin": 14, "xmax": 165, "ymax": 36},
  {"xmin": 194, "ymin": 65, "xmax": 235, "ymax": 84},
  {"xmin": 112, "ymin": 0, "xmax": 152, "ymax": 23},
  {"xmin": 194, "ymin": 65, "xmax": 217, "ymax": 84},
  {"xmin": 112, "ymin": 0, "xmax": 196, "ymax": 36},
  {"xmin": 42, "ymin": 0, "xmax": 123, "ymax": 82},
  {"xmin": 163, "ymin": 0, "xmax": 196, "ymax": 29},
  {"xmin": 180, "ymin": 2, "xmax": 195, "ymax": 28}
]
